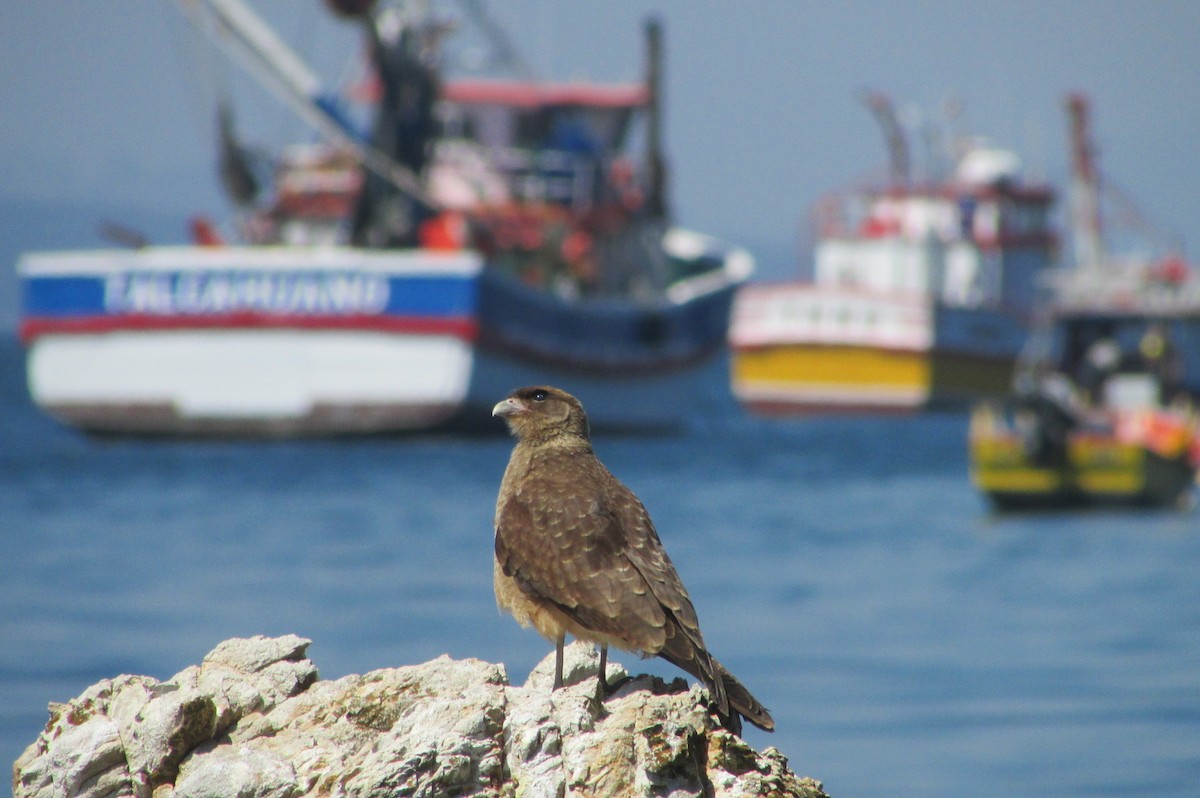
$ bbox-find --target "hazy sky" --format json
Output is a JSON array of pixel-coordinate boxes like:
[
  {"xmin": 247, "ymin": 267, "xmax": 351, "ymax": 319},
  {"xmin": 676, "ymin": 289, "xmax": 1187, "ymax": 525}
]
[{"xmin": 3, "ymin": 1, "xmax": 1199, "ymax": 281}]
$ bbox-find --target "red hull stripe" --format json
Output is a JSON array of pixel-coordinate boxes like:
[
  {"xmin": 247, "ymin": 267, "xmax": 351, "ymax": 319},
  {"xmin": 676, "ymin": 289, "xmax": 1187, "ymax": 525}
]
[{"xmin": 20, "ymin": 313, "xmax": 479, "ymax": 343}]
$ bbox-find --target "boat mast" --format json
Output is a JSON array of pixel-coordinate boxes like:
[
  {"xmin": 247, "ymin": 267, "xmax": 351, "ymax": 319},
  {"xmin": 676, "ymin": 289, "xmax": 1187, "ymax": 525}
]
[
  {"xmin": 644, "ymin": 17, "xmax": 669, "ymax": 221},
  {"xmin": 1066, "ymin": 92, "xmax": 1105, "ymax": 270},
  {"xmin": 860, "ymin": 90, "xmax": 910, "ymax": 188}
]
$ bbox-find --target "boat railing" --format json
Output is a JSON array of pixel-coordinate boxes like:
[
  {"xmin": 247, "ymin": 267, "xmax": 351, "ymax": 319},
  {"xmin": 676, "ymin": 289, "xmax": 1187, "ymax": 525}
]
[{"xmin": 1046, "ymin": 259, "xmax": 1200, "ymax": 316}]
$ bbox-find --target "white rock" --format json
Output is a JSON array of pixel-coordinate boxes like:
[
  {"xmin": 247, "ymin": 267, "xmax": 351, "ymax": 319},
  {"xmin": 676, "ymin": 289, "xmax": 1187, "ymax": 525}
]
[
  {"xmin": 13, "ymin": 714, "xmax": 130, "ymax": 798},
  {"xmin": 173, "ymin": 747, "xmax": 297, "ymax": 798},
  {"xmin": 13, "ymin": 636, "xmax": 828, "ymax": 798}
]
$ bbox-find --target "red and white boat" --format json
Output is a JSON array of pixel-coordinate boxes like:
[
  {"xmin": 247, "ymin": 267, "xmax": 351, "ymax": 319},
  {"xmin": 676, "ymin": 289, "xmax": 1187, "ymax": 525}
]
[{"xmin": 729, "ymin": 93, "xmax": 1056, "ymax": 414}]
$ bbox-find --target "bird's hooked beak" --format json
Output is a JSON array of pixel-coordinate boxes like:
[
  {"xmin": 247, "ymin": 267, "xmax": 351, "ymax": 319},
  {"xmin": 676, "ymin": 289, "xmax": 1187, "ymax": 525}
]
[{"xmin": 492, "ymin": 397, "xmax": 526, "ymax": 418}]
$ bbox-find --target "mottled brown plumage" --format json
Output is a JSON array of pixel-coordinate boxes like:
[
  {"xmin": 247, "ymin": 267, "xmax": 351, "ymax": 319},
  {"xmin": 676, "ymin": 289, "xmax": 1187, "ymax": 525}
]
[{"xmin": 492, "ymin": 385, "xmax": 774, "ymax": 734}]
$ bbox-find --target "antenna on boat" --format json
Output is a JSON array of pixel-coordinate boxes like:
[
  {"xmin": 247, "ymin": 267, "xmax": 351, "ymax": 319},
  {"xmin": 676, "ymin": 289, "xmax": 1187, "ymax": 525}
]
[
  {"xmin": 859, "ymin": 90, "xmax": 910, "ymax": 188},
  {"xmin": 1065, "ymin": 92, "xmax": 1105, "ymax": 270}
]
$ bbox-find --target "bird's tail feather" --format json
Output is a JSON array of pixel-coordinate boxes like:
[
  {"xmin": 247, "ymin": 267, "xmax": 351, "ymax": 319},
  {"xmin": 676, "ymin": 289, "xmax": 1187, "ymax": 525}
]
[
  {"xmin": 658, "ymin": 645, "xmax": 774, "ymax": 734},
  {"xmin": 713, "ymin": 657, "xmax": 774, "ymax": 733}
]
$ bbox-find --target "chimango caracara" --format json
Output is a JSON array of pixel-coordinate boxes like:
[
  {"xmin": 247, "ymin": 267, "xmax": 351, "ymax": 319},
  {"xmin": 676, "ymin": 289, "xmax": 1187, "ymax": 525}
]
[{"xmin": 492, "ymin": 385, "xmax": 774, "ymax": 734}]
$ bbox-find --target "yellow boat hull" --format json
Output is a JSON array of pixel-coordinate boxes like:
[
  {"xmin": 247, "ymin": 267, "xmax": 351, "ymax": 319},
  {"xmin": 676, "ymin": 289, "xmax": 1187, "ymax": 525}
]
[
  {"xmin": 969, "ymin": 406, "xmax": 1199, "ymax": 509},
  {"xmin": 731, "ymin": 343, "xmax": 1014, "ymax": 413}
]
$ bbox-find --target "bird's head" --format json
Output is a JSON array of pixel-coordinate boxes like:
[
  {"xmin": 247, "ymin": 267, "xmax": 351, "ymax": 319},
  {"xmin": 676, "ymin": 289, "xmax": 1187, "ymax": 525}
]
[{"xmin": 492, "ymin": 386, "xmax": 590, "ymax": 443}]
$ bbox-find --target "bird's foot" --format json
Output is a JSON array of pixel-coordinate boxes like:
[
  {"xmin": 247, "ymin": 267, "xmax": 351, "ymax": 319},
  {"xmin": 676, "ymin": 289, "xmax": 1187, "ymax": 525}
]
[
  {"xmin": 588, "ymin": 682, "xmax": 613, "ymax": 720},
  {"xmin": 587, "ymin": 690, "xmax": 610, "ymax": 719},
  {"xmin": 599, "ymin": 673, "xmax": 634, "ymax": 698},
  {"xmin": 587, "ymin": 671, "xmax": 635, "ymax": 719}
]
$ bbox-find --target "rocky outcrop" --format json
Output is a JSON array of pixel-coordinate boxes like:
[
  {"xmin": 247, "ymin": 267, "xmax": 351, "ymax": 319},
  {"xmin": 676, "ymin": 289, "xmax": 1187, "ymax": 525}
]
[{"xmin": 13, "ymin": 635, "xmax": 828, "ymax": 798}]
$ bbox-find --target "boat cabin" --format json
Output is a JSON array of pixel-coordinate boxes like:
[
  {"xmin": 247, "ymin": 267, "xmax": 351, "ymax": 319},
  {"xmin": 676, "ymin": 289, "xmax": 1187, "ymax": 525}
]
[
  {"xmin": 1027, "ymin": 312, "xmax": 1200, "ymax": 410},
  {"xmin": 434, "ymin": 80, "xmax": 649, "ymax": 212},
  {"xmin": 813, "ymin": 146, "xmax": 1056, "ymax": 313}
]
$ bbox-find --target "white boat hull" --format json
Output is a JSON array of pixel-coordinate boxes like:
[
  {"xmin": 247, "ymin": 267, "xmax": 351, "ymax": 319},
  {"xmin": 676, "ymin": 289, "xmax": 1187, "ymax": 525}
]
[
  {"xmin": 19, "ymin": 246, "xmax": 484, "ymax": 435},
  {"xmin": 18, "ymin": 236, "xmax": 748, "ymax": 436},
  {"xmin": 27, "ymin": 330, "xmax": 475, "ymax": 435}
]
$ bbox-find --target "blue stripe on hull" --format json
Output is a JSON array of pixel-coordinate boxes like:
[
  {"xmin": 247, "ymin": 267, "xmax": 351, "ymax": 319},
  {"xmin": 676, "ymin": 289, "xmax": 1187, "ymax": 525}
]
[{"xmin": 22, "ymin": 272, "xmax": 478, "ymax": 319}]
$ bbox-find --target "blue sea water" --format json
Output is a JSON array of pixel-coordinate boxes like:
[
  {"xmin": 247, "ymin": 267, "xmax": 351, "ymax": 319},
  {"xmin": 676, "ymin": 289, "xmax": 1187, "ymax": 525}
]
[{"xmin": 1, "ymin": 335, "xmax": 1198, "ymax": 797}]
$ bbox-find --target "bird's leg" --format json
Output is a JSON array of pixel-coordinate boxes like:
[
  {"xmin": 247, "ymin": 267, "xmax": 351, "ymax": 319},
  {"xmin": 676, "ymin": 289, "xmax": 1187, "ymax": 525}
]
[
  {"xmin": 595, "ymin": 644, "xmax": 609, "ymax": 703},
  {"xmin": 594, "ymin": 644, "xmax": 632, "ymax": 701},
  {"xmin": 553, "ymin": 634, "xmax": 565, "ymax": 690}
]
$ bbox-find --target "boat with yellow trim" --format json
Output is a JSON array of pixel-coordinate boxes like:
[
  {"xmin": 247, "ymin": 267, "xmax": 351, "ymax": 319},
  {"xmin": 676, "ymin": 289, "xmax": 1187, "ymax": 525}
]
[
  {"xmin": 970, "ymin": 93, "xmax": 1200, "ymax": 510},
  {"xmin": 729, "ymin": 92, "xmax": 1057, "ymax": 415}
]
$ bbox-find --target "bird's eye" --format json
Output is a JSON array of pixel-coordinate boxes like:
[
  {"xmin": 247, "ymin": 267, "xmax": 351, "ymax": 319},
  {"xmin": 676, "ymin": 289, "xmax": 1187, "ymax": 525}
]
[{"xmin": 531, "ymin": 390, "xmax": 548, "ymax": 402}]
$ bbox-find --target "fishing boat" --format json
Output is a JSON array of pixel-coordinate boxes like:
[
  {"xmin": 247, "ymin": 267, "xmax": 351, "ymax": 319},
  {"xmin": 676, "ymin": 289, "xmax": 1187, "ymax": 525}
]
[
  {"xmin": 17, "ymin": 0, "xmax": 752, "ymax": 436},
  {"xmin": 729, "ymin": 92, "xmax": 1057, "ymax": 414},
  {"xmin": 970, "ymin": 94, "xmax": 1200, "ymax": 510}
]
